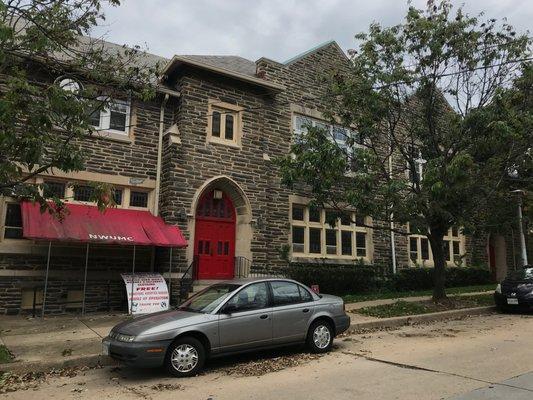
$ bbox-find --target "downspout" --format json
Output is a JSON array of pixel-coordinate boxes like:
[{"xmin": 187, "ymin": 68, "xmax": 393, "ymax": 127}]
[
  {"xmin": 154, "ymin": 93, "xmax": 169, "ymax": 216},
  {"xmin": 388, "ymin": 143, "xmax": 397, "ymax": 274}
]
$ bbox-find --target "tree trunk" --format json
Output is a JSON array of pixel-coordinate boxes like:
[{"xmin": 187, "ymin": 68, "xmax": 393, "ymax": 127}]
[{"xmin": 428, "ymin": 232, "xmax": 447, "ymax": 302}]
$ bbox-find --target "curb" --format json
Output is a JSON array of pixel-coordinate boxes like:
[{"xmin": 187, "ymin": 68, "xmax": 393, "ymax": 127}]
[
  {"xmin": 344, "ymin": 290, "xmax": 494, "ymax": 311},
  {"xmin": 0, "ymin": 354, "xmax": 116, "ymax": 374},
  {"xmin": 348, "ymin": 305, "xmax": 496, "ymax": 332}
]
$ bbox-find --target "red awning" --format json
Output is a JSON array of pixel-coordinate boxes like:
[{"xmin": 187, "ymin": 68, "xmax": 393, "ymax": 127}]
[{"xmin": 21, "ymin": 202, "xmax": 187, "ymax": 247}]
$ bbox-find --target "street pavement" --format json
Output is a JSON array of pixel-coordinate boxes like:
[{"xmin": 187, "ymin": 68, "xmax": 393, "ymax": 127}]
[
  {"xmin": 2, "ymin": 312, "xmax": 533, "ymax": 399},
  {"xmin": 449, "ymin": 372, "xmax": 533, "ymax": 399}
]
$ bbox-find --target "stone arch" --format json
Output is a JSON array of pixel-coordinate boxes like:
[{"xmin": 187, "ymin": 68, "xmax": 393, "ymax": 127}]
[
  {"xmin": 488, "ymin": 234, "xmax": 508, "ymax": 282},
  {"xmin": 186, "ymin": 176, "xmax": 253, "ymax": 268}
]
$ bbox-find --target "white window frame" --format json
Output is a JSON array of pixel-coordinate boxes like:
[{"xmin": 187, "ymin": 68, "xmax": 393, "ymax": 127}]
[
  {"xmin": 206, "ymin": 100, "xmax": 243, "ymax": 147},
  {"xmin": 293, "ymin": 114, "xmax": 362, "ymax": 171},
  {"xmin": 91, "ymin": 97, "xmax": 131, "ymax": 136},
  {"xmin": 0, "ymin": 199, "xmax": 24, "ymax": 242},
  {"xmin": 408, "ymin": 225, "xmax": 465, "ymax": 267},
  {"xmin": 406, "ymin": 146, "xmax": 426, "ymax": 184},
  {"xmin": 293, "ymin": 114, "xmax": 362, "ymax": 151},
  {"xmin": 65, "ymin": 181, "xmax": 152, "ymax": 210},
  {"xmin": 290, "ymin": 204, "xmax": 372, "ymax": 261}
]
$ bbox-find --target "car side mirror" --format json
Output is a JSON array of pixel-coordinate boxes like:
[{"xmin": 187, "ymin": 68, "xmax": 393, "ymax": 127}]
[{"xmin": 222, "ymin": 304, "xmax": 238, "ymax": 314}]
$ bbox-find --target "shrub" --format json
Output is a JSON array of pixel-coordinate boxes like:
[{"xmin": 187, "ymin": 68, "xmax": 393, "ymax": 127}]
[
  {"xmin": 285, "ymin": 263, "xmax": 389, "ymax": 295},
  {"xmin": 279, "ymin": 263, "xmax": 492, "ymax": 296},
  {"xmin": 390, "ymin": 267, "xmax": 492, "ymax": 291}
]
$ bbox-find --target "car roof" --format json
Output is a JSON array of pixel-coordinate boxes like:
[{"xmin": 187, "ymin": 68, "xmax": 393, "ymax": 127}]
[{"xmin": 219, "ymin": 277, "xmax": 299, "ymax": 285}]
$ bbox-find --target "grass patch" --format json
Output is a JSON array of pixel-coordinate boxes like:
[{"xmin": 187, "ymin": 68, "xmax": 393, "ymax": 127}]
[
  {"xmin": 357, "ymin": 294, "xmax": 494, "ymax": 318},
  {"xmin": 342, "ymin": 284, "xmax": 495, "ymax": 303},
  {"xmin": 0, "ymin": 345, "xmax": 13, "ymax": 364}
]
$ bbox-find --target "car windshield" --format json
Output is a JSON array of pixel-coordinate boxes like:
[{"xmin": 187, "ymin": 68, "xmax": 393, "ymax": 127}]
[
  {"xmin": 178, "ymin": 284, "xmax": 241, "ymax": 313},
  {"xmin": 506, "ymin": 266, "xmax": 533, "ymax": 280}
]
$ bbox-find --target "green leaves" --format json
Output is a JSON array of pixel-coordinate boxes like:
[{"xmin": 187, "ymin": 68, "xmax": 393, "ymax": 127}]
[
  {"xmin": 278, "ymin": 1, "xmax": 531, "ymax": 298},
  {"xmin": 0, "ymin": 1, "xmax": 159, "ymax": 214}
]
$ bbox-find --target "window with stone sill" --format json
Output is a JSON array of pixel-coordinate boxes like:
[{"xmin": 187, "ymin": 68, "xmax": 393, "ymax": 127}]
[
  {"xmin": 406, "ymin": 145, "xmax": 426, "ymax": 185},
  {"xmin": 2, "ymin": 203, "xmax": 23, "ymax": 239},
  {"xmin": 73, "ymin": 185, "xmax": 94, "ymax": 202},
  {"xmin": 88, "ymin": 98, "xmax": 131, "ymax": 135},
  {"xmin": 293, "ymin": 114, "xmax": 362, "ymax": 171},
  {"xmin": 70, "ymin": 182, "xmax": 148, "ymax": 209},
  {"xmin": 290, "ymin": 204, "xmax": 371, "ymax": 260},
  {"xmin": 129, "ymin": 190, "xmax": 149, "ymax": 208},
  {"xmin": 207, "ymin": 102, "xmax": 242, "ymax": 146},
  {"xmin": 113, "ymin": 188, "xmax": 123, "ymax": 206},
  {"xmin": 408, "ymin": 224, "xmax": 464, "ymax": 266},
  {"xmin": 43, "ymin": 180, "xmax": 66, "ymax": 199}
]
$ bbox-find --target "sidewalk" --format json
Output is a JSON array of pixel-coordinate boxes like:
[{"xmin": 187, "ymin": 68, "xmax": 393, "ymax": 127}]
[
  {"xmin": 0, "ymin": 313, "xmax": 128, "ymax": 372},
  {"xmin": 344, "ymin": 290, "xmax": 493, "ymax": 311}
]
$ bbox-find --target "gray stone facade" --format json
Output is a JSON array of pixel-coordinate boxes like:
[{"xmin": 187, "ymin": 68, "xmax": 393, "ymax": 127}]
[{"xmin": 0, "ymin": 40, "xmax": 518, "ymax": 315}]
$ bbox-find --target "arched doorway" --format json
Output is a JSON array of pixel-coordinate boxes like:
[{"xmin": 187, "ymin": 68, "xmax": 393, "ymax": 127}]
[{"xmin": 194, "ymin": 189, "xmax": 236, "ymax": 279}]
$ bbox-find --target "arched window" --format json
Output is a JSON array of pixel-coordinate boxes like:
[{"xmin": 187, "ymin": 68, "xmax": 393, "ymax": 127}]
[{"xmin": 196, "ymin": 190, "xmax": 234, "ymax": 221}]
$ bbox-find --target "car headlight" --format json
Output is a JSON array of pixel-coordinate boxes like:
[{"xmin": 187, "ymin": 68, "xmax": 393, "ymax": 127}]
[
  {"xmin": 117, "ymin": 334, "xmax": 136, "ymax": 342},
  {"xmin": 495, "ymin": 284, "xmax": 502, "ymax": 294},
  {"xmin": 110, "ymin": 331, "xmax": 136, "ymax": 342}
]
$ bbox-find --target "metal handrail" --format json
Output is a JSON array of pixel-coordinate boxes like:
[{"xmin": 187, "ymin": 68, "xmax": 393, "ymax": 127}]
[
  {"xmin": 178, "ymin": 256, "xmax": 197, "ymax": 302},
  {"xmin": 234, "ymin": 256, "xmax": 253, "ymax": 278}
]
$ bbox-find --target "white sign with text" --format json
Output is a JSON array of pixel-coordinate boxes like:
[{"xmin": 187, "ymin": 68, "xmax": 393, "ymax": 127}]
[{"xmin": 121, "ymin": 273, "xmax": 169, "ymax": 315}]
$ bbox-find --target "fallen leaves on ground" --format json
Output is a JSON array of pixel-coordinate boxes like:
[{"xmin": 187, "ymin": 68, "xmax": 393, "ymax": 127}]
[
  {"xmin": 221, "ymin": 352, "xmax": 323, "ymax": 377},
  {"xmin": 0, "ymin": 364, "xmax": 101, "ymax": 394},
  {"xmin": 148, "ymin": 383, "xmax": 183, "ymax": 391}
]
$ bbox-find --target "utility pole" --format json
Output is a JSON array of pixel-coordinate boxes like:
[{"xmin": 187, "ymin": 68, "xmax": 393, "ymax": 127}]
[{"xmin": 512, "ymin": 190, "xmax": 529, "ymax": 267}]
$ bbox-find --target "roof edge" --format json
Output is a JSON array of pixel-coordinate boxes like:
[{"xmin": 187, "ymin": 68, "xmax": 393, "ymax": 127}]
[
  {"xmin": 255, "ymin": 56, "xmax": 286, "ymax": 67},
  {"xmin": 283, "ymin": 40, "xmax": 348, "ymax": 65},
  {"xmin": 162, "ymin": 55, "xmax": 285, "ymax": 92}
]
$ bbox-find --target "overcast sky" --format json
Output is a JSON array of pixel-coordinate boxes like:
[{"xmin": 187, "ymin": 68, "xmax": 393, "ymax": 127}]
[{"xmin": 92, "ymin": 0, "xmax": 532, "ymax": 62}]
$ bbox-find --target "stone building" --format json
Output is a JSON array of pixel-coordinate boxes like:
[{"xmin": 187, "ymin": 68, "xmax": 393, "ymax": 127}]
[{"xmin": 0, "ymin": 40, "xmax": 522, "ymax": 315}]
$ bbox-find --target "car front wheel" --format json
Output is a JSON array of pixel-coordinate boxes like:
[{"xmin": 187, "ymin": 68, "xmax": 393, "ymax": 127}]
[
  {"xmin": 307, "ymin": 320, "xmax": 333, "ymax": 353},
  {"xmin": 165, "ymin": 336, "xmax": 205, "ymax": 377}
]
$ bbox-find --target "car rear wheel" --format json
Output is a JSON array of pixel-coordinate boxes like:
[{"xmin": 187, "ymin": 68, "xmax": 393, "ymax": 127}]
[
  {"xmin": 165, "ymin": 337, "xmax": 205, "ymax": 377},
  {"xmin": 307, "ymin": 320, "xmax": 333, "ymax": 353}
]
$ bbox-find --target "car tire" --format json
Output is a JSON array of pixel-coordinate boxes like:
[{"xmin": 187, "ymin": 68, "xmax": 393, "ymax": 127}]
[
  {"xmin": 497, "ymin": 305, "xmax": 509, "ymax": 313},
  {"xmin": 165, "ymin": 336, "xmax": 205, "ymax": 377},
  {"xmin": 307, "ymin": 320, "xmax": 334, "ymax": 353}
]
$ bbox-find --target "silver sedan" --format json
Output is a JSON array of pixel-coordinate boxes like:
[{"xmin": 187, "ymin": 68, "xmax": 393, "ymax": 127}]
[{"xmin": 103, "ymin": 278, "xmax": 350, "ymax": 377}]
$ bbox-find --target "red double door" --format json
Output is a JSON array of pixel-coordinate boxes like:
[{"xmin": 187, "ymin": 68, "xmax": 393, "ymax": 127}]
[{"xmin": 194, "ymin": 190, "xmax": 236, "ymax": 280}]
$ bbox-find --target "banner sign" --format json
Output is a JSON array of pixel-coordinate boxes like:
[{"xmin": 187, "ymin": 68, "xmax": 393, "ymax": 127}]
[{"xmin": 121, "ymin": 273, "xmax": 169, "ymax": 315}]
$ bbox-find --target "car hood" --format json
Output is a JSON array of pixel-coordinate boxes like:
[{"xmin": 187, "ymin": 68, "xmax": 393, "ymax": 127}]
[
  {"xmin": 503, "ymin": 278, "xmax": 533, "ymax": 285},
  {"xmin": 112, "ymin": 309, "xmax": 210, "ymax": 336},
  {"xmin": 501, "ymin": 280, "xmax": 533, "ymax": 295}
]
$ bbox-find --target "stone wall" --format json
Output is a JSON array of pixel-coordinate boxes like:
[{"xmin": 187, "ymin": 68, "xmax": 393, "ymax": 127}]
[
  {"xmin": 0, "ymin": 42, "xmax": 499, "ymax": 315},
  {"xmin": 160, "ymin": 69, "xmax": 279, "ymax": 270},
  {"xmin": 0, "ymin": 243, "xmax": 152, "ymax": 315},
  {"xmin": 257, "ymin": 43, "xmax": 397, "ymax": 267}
]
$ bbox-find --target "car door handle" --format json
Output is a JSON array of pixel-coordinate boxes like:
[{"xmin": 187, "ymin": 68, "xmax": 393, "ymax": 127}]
[
  {"xmin": 259, "ymin": 314, "xmax": 268, "ymax": 319},
  {"xmin": 302, "ymin": 308, "xmax": 310, "ymax": 313}
]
